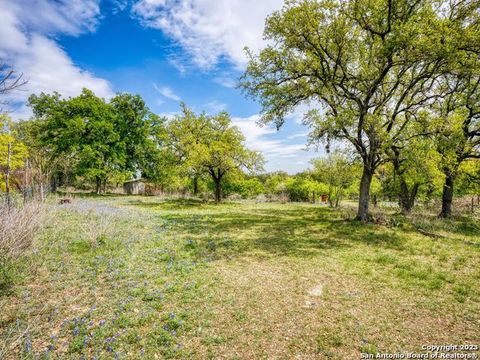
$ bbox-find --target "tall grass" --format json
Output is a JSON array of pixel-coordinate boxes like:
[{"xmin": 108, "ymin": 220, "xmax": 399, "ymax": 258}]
[{"xmin": 0, "ymin": 202, "xmax": 47, "ymax": 294}]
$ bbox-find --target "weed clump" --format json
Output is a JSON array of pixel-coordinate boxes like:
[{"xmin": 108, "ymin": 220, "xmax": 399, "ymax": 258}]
[{"xmin": 0, "ymin": 202, "xmax": 47, "ymax": 294}]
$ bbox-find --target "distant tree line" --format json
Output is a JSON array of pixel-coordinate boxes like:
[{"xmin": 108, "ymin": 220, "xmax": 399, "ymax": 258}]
[
  {"xmin": 0, "ymin": 90, "xmax": 263, "ymax": 203},
  {"xmin": 0, "ymin": 85, "xmax": 478, "ymax": 213}
]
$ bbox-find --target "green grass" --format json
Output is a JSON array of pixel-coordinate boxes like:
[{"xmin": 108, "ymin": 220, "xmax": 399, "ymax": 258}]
[{"xmin": 1, "ymin": 196, "xmax": 479, "ymax": 359}]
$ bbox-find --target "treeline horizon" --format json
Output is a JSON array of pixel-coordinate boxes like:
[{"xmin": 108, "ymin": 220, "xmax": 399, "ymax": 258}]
[{"xmin": 0, "ymin": 86, "xmax": 478, "ymax": 220}]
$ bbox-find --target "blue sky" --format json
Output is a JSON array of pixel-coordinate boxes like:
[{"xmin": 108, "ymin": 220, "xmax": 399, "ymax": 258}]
[{"xmin": 0, "ymin": 0, "xmax": 325, "ymax": 173}]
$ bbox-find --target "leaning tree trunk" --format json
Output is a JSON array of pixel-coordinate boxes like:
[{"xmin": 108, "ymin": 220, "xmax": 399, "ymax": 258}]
[
  {"xmin": 357, "ymin": 165, "xmax": 373, "ymax": 222},
  {"xmin": 439, "ymin": 172, "xmax": 455, "ymax": 218}
]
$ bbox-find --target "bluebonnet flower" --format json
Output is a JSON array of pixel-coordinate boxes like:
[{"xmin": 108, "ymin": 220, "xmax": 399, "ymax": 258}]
[{"xmin": 23, "ymin": 337, "xmax": 32, "ymax": 353}]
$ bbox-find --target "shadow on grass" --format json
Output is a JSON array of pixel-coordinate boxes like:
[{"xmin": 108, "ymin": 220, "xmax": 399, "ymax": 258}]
[
  {"xmin": 56, "ymin": 191, "xmax": 128, "ymax": 198},
  {"xmin": 128, "ymin": 200, "xmax": 408, "ymax": 258},
  {"xmin": 127, "ymin": 198, "xmax": 210, "ymax": 210},
  {"xmin": 410, "ymin": 213, "xmax": 480, "ymax": 237}
]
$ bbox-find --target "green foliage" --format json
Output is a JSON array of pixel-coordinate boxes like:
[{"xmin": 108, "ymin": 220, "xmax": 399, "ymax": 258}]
[
  {"xmin": 241, "ymin": 0, "xmax": 477, "ymax": 220},
  {"xmin": 260, "ymin": 171, "xmax": 289, "ymax": 195},
  {"xmin": 0, "ymin": 115, "xmax": 27, "ymax": 191},
  {"xmin": 285, "ymin": 175, "xmax": 326, "ymax": 202},
  {"xmin": 166, "ymin": 104, "xmax": 264, "ymax": 201},
  {"xmin": 223, "ymin": 176, "xmax": 265, "ymax": 199},
  {"xmin": 456, "ymin": 160, "xmax": 480, "ymax": 196},
  {"xmin": 110, "ymin": 93, "xmax": 166, "ymax": 176},
  {"xmin": 311, "ymin": 152, "xmax": 357, "ymax": 207},
  {"xmin": 26, "ymin": 89, "xmax": 165, "ymax": 192}
]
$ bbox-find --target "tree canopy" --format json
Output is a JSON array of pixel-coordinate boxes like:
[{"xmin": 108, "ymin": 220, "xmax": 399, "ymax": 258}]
[
  {"xmin": 26, "ymin": 89, "xmax": 161, "ymax": 193},
  {"xmin": 241, "ymin": 0, "xmax": 479, "ymax": 220},
  {"xmin": 166, "ymin": 105, "xmax": 264, "ymax": 201}
]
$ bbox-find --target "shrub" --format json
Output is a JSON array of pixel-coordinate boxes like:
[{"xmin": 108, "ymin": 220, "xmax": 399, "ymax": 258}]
[{"xmin": 0, "ymin": 202, "xmax": 47, "ymax": 294}]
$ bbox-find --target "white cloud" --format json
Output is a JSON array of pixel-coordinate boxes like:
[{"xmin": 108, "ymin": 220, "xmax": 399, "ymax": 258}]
[
  {"xmin": 203, "ymin": 100, "xmax": 227, "ymax": 114},
  {"xmin": 13, "ymin": 36, "xmax": 112, "ymax": 101},
  {"xmin": 167, "ymin": 56, "xmax": 189, "ymax": 76},
  {"xmin": 132, "ymin": 0, "xmax": 284, "ymax": 69},
  {"xmin": 213, "ymin": 74, "xmax": 237, "ymax": 89},
  {"xmin": 0, "ymin": 0, "xmax": 114, "ymax": 118},
  {"xmin": 153, "ymin": 83, "xmax": 181, "ymax": 101},
  {"xmin": 288, "ymin": 132, "xmax": 308, "ymax": 140},
  {"xmin": 232, "ymin": 114, "xmax": 322, "ymax": 174},
  {"xmin": 158, "ymin": 111, "xmax": 180, "ymax": 120},
  {"xmin": 6, "ymin": 0, "xmax": 101, "ymax": 38},
  {"xmin": 111, "ymin": 0, "xmax": 129, "ymax": 14}
]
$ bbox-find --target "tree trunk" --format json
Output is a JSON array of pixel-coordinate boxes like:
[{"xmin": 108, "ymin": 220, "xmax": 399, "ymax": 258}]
[
  {"xmin": 193, "ymin": 175, "xmax": 199, "ymax": 196},
  {"xmin": 214, "ymin": 178, "xmax": 222, "ymax": 203},
  {"xmin": 51, "ymin": 174, "xmax": 57, "ymax": 193},
  {"xmin": 398, "ymin": 179, "xmax": 419, "ymax": 214},
  {"xmin": 335, "ymin": 191, "xmax": 341, "ymax": 208},
  {"xmin": 96, "ymin": 177, "xmax": 102, "ymax": 194},
  {"xmin": 439, "ymin": 172, "xmax": 455, "ymax": 218},
  {"xmin": 357, "ymin": 165, "xmax": 373, "ymax": 222}
]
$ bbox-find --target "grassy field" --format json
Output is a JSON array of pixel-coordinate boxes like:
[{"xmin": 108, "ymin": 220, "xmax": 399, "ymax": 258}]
[{"xmin": 1, "ymin": 196, "xmax": 479, "ymax": 359}]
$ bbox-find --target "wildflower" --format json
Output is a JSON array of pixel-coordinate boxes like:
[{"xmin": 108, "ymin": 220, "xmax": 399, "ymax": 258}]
[{"xmin": 23, "ymin": 337, "xmax": 32, "ymax": 353}]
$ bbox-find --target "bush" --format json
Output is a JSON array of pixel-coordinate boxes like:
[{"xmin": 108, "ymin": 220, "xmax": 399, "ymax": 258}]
[
  {"xmin": 223, "ymin": 178, "xmax": 265, "ymax": 199},
  {"xmin": 0, "ymin": 202, "xmax": 46, "ymax": 294}
]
